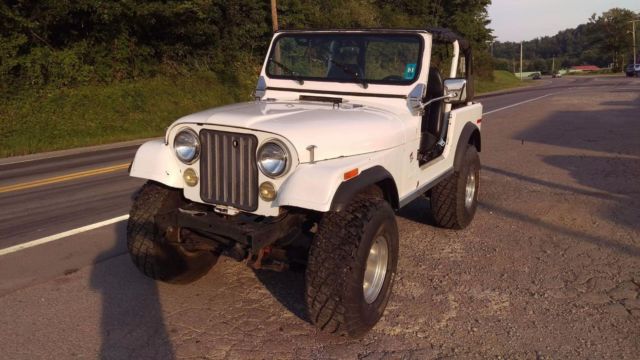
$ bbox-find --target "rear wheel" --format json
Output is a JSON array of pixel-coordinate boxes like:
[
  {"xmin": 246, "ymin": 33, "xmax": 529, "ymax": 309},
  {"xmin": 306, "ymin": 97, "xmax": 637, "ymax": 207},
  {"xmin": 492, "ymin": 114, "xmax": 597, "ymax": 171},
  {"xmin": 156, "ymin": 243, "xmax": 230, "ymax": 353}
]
[
  {"xmin": 431, "ymin": 145, "xmax": 480, "ymax": 229},
  {"xmin": 127, "ymin": 181, "xmax": 217, "ymax": 283},
  {"xmin": 305, "ymin": 196, "xmax": 399, "ymax": 337}
]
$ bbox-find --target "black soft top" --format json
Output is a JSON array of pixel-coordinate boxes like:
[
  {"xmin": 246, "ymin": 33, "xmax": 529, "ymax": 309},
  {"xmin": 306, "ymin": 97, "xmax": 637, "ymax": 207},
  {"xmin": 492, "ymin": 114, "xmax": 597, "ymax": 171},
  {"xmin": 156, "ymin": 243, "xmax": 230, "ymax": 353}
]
[{"xmin": 424, "ymin": 27, "xmax": 470, "ymax": 51}]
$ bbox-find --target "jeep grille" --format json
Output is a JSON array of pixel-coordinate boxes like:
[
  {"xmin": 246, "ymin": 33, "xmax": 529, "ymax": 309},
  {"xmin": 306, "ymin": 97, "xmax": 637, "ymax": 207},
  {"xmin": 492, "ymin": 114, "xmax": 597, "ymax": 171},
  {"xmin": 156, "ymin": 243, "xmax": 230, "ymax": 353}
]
[{"xmin": 199, "ymin": 130, "xmax": 259, "ymax": 211}]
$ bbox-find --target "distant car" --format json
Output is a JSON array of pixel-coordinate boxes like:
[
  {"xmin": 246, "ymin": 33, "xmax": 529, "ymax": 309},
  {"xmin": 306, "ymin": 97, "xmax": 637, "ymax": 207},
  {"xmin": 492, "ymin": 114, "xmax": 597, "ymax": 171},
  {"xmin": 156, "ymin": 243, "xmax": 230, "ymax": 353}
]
[
  {"xmin": 625, "ymin": 64, "xmax": 640, "ymax": 77},
  {"xmin": 528, "ymin": 72, "xmax": 542, "ymax": 80},
  {"xmin": 552, "ymin": 72, "xmax": 562, "ymax": 78}
]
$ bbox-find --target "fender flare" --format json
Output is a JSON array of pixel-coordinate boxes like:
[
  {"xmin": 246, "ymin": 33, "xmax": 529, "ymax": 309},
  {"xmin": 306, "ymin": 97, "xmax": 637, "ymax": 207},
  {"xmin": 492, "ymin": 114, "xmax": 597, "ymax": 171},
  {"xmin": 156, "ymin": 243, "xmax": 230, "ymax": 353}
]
[
  {"xmin": 453, "ymin": 122, "xmax": 481, "ymax": 171},
  {"xmin": 329, "ymin": 166, "xmax": 399, "ymax": 212},
  {"xmin": 129, "ymin": 140, "xmax": 184, "ymax": 188}
]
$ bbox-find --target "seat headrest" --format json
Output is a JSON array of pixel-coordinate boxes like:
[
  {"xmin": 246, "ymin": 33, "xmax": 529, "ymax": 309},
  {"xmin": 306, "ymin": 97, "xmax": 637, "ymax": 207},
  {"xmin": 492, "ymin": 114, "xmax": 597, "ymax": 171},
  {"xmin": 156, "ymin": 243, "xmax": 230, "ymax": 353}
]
[{"xmin": 427, "ymin": 67, "xmax": 444, "ymax": 95}]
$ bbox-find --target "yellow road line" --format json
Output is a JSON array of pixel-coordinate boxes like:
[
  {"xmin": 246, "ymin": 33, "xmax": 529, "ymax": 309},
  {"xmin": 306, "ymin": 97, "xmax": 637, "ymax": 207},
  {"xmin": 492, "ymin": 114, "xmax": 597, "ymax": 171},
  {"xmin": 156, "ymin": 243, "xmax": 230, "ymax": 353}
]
[{"xmin": 0, "ymin": 162, "xmax": 130, "ymax": 194}]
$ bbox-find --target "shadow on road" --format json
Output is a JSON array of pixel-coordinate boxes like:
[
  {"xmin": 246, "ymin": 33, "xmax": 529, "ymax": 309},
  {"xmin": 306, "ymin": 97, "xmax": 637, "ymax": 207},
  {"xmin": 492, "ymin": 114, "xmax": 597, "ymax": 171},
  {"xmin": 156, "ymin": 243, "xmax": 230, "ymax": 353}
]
[
  {"xmin": 483, "ymin": 165, "xmax": 621, "ymax": 202},
  {"xmin": 479, "ymin": 201, "xmax": 640, "ymax": 258},
  {"xmin": 254, "ymin": 268, "xmax": 310, "ymax": 323},
  {"xmin": 515, "ymin": 89, "xmax": 640, "ymax": 224},
  {"xmin": 513, "ymin": 89, "xmax": 639, "ymax": 156},
  {"xmin": 396, "ymin": 195, "xmax": 438, "ymax": 226},
  {"xmin": 90, "ymin": 222, "xmax": 175, "ymax": 359},
  {"xmin": 489, "ymin": 86, "xmax": 640, "ymax": 256}
]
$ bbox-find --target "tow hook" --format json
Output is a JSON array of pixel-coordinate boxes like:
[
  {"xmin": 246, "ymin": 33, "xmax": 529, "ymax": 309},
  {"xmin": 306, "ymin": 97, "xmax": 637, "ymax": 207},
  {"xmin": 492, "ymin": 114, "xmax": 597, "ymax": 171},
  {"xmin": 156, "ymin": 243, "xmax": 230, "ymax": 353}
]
[
  {"xmin": 247, "ymin": 246, "xmax": 288, "ymax": 272},
  {"xmin": 165, "ymin": 225, "xmax": 180, "ymax": 242}
]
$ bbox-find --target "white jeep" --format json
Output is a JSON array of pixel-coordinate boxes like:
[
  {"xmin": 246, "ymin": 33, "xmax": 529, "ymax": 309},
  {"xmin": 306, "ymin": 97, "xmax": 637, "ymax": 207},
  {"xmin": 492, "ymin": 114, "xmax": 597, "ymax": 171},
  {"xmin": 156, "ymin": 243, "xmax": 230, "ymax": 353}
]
[{"xmin": 128, "ymin": 28, "xmax": 482, "ymax": 337}]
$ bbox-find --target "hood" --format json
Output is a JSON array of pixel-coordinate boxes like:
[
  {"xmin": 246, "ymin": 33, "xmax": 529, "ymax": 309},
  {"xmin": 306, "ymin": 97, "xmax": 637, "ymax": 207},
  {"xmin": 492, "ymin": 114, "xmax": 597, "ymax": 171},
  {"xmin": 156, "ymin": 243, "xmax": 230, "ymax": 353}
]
[{"xmin": 173, "ymin": 101, "xmax": 405, "ymax": 163}]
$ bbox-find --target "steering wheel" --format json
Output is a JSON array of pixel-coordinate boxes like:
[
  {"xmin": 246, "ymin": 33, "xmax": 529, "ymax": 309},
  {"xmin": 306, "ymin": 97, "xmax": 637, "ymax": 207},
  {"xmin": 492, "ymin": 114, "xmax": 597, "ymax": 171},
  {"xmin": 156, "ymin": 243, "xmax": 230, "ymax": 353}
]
[{"xmin": 382, "ymin": 75, "xmax": 404, "ymax": 81}]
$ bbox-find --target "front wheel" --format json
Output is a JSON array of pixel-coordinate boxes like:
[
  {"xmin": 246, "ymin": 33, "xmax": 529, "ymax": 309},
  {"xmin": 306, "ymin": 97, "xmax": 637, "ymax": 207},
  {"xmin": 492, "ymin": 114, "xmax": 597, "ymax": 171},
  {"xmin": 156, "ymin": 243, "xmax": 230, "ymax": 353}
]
[
  {"xmin": 305, "ymin": 196, "xmax": 399, "ymax": 337},
  {"xmin": 127, "ymin": 181, "xmax": 217, "ymax": 283},
  {"xmin": 431, "ymin": 145, "xmax": 480, "ymax": 229}
]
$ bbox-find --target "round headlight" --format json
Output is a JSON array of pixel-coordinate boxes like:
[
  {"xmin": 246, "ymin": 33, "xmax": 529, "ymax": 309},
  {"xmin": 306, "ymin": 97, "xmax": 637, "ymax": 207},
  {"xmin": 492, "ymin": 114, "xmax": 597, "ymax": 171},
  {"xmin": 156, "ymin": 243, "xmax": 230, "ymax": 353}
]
[
  {"xmin": 174, "ymin": 129, "xmax": 200, "ymax": 164},
  {"xmin": 257, "ymin": 141, "xmax": 289, "ymax": 178}
]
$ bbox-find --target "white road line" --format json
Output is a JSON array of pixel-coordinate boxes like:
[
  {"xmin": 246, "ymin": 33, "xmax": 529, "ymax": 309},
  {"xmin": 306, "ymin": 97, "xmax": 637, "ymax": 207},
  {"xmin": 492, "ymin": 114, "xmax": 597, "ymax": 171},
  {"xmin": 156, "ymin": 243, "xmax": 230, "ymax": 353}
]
[
  {"xmin": 0, "ymin": 214, "xmax": 129, "ymax": 256},
  {"xmin": 482, "ymin": 93, "xmax": 555, "ymax": 116}
]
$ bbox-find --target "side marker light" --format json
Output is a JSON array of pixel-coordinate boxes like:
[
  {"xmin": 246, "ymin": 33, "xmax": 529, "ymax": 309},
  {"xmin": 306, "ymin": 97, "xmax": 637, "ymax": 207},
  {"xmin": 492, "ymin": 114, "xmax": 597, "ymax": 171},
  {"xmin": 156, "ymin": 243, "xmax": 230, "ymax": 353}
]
[{"xmin": 343, "ymin": 168, "xmax": 359, "ymax": 181}]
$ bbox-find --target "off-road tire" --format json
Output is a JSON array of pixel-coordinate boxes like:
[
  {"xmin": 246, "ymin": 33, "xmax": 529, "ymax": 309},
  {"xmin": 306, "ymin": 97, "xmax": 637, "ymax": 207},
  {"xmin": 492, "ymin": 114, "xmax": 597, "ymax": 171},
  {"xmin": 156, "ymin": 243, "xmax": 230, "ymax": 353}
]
[
  {"xmin": 431, "ymin": 145, "xmax": 480, "ymax": 229},
  {"xmin": 127, "ymin": 181, "xmax": 216, "ymax": 283},
  {"xmin": 305, "ymin": 196, "xmax": 399, "ymax": 337}
]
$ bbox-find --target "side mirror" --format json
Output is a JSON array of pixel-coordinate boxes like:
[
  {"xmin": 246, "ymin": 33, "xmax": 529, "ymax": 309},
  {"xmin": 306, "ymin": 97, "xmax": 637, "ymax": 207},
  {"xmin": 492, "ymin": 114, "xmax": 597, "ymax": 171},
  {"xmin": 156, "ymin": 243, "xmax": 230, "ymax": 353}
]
[{"xmin": 443, "ymin": 78, "xmax": 467, "ymax": 104}]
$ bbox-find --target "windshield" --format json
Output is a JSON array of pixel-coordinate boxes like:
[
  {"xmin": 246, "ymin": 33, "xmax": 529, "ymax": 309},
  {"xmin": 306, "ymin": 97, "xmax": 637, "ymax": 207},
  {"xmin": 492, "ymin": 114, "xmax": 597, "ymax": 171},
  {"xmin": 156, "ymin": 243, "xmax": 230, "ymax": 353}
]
[{"xmin": 266, "ymin": 33, "xmax": 423, "ymax": 86}]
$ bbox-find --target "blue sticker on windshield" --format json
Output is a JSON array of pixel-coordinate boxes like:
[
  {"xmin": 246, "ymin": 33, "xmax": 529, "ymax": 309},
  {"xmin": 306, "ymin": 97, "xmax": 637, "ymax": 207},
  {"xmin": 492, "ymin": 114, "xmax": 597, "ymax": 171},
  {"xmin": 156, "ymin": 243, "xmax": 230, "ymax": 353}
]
[{"xmin": 403, "ymin": 63, "xmax": 417, "ymax": 80}]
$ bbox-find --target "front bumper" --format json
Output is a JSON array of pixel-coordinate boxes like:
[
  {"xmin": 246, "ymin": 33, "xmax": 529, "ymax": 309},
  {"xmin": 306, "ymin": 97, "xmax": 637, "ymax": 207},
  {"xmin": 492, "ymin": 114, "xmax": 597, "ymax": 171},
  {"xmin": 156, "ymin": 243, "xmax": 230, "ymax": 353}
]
[{"xmin": 156, "ymin": 207, "xmax": 304, "ymax": 254}]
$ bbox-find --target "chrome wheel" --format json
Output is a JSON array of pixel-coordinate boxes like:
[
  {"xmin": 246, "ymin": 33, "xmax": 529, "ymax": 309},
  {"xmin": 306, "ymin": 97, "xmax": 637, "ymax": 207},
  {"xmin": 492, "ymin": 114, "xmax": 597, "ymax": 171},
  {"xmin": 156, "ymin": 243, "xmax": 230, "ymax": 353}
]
[
  {"xmin": 465, "ymin": 171, "xmax": 476, "ymax": 209},
  {"xmin": 363, "ymin": 234, "xmax": 389, "ymax": 304}
]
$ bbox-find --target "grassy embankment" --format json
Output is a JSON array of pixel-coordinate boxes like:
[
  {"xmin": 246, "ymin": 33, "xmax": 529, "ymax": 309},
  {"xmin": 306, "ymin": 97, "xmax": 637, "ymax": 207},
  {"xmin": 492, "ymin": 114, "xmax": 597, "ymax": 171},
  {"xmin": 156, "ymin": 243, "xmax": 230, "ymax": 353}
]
[
  {"xmin": 476, "ymin": 70, "xmax": 533, "ymax": 94},
  {"xmin": 1, "ymin": 70, "xmax": 531, "ymax": 158},
  {"xmin": 0, "ymin": 72, "xmax": 253, "ymax": 158}
]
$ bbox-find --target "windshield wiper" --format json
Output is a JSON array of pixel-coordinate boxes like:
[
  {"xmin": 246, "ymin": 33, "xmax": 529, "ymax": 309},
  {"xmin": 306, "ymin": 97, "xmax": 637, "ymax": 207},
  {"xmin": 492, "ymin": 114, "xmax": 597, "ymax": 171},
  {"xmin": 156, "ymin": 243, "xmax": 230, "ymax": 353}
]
[
  {"xmin": 330, "ymin": 59, "xmax": 368, "ymax": 89},
  {"xmin": 269, "ymin": 58, "xmax": 304, "ymax": 85}
]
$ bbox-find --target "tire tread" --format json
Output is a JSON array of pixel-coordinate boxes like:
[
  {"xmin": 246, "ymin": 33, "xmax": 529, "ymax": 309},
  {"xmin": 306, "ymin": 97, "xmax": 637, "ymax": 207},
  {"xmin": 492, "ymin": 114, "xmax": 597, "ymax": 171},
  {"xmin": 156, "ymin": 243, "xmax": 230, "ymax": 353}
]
[
  {"xmin": 305, "ymin": 196, "xmax": 392, "ymax": 337},
  {"xmin": 127, "ymin": 182, "xmax": 169, "ymax": 280},
  {"xmin": 431, "ymin": 145, "xmax": 480, "ymax": 229},
  {"xmin": 126, "ymin": 182, "xmax": 215, "ymax": 283}
]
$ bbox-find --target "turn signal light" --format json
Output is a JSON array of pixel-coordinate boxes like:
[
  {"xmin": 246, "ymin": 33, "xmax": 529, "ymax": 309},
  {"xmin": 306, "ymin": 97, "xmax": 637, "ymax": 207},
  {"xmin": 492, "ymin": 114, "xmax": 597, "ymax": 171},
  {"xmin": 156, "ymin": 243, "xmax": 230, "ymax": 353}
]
[
  {"xmin": 259, "ymin": 181, "xmax": 277, "ymax": 201},
  {"xmin": 183, "ymin": 168, "xmax": 198, "ymax": 187}
]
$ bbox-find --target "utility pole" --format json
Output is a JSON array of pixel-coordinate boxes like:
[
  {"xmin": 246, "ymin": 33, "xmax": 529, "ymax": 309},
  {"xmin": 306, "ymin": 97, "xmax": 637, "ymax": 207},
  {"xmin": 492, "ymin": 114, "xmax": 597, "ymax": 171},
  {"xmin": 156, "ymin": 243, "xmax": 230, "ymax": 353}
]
[
  {"xmin": 270, "ymin": 0, "xmax": 281, "ymax": 71},
  {"xmin": 631, "ymin": 20, "xmax": 639, "ymax": 65},
  {"xmin": 552, "ymin": 56, "xmax": 555, "ymax": 73},
  {"xmin": 520, "ymin": 42, "xmax": 523, "ymax": 80},
  {"xmin": 271, "ymin": 0, "xmax": 278, "ymax": 33}
]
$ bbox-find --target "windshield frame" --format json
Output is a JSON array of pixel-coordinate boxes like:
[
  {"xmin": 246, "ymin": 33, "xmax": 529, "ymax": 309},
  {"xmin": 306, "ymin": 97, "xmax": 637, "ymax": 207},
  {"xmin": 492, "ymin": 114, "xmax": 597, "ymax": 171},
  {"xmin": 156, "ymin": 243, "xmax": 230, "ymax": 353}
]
[{"xmin": 264, "ymin": 32, "xmax": 425, "ymax": 87}]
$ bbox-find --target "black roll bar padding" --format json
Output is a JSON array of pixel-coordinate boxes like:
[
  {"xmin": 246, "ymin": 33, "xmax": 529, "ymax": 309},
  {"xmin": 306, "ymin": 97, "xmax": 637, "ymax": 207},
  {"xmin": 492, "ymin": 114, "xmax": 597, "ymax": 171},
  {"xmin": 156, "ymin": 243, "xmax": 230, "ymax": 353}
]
[{"xmin": 426, "ymin": 27, "xmax": 474, "ymax": 102}]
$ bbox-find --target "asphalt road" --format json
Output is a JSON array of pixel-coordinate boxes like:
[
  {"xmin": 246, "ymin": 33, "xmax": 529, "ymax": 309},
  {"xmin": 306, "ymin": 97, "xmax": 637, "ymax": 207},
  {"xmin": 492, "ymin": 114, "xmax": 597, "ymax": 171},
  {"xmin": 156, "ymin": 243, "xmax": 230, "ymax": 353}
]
[{"xmin": 0, "ymin": 76, "xmax": 638, "ymax": 359}]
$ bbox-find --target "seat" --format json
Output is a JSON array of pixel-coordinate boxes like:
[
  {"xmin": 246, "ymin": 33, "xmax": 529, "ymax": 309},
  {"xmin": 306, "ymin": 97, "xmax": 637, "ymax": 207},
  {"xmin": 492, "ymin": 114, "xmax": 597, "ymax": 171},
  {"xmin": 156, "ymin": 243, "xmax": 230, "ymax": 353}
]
[
  {"xmin": 423, "ymin": 67, "xmax": 444, "ymax": 136},
  {"xmin": 327, "ymin": 63, "xmax": 363, "ymax": 80},
  {"xmin": 419, "ymin": 67, "xmax": 445, "ymax": 158}
]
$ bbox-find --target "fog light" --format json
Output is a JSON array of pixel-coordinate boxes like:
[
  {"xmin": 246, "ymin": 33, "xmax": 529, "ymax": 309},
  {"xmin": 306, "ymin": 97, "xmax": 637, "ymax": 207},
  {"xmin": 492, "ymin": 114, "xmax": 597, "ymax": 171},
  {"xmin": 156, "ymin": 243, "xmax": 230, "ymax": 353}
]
[
  {"xmin": 259, "ymin": 181, "xmax": 277, "ymax": 201},
  {"xmin": 183, "ymin": 168, "xmax": 198, "ymax": 187}
]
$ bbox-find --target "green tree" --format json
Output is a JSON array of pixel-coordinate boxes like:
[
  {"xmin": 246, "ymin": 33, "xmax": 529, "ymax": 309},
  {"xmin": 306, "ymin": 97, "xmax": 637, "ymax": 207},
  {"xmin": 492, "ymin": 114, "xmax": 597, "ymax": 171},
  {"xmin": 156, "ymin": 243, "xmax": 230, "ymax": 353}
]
[
  {"xmin": 491, "ymin": 8, "xmax": 639, "ymax": 72},
  {"xmin": 0, "ymin": 0, "xmax": 496, "ymax": 91},
  {"xmin": 588, "ymin": 8, "xmax": 637, "ymax": 70}
]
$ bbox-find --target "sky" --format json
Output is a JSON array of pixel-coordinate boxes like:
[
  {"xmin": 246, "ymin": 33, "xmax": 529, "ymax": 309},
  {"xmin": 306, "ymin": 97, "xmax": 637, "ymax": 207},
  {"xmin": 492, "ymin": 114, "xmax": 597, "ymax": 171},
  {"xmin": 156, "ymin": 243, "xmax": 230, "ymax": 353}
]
[{"xmin": 488, "ymin": 0, "xmax": 640, "ymax": 42}]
